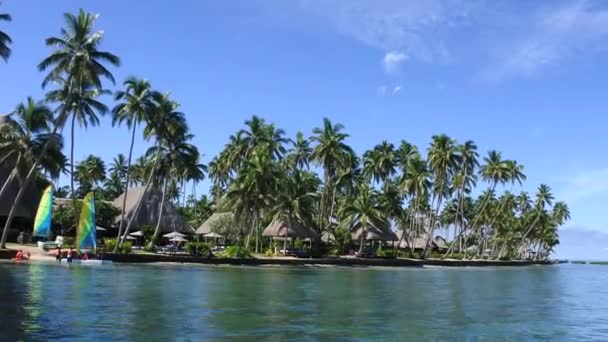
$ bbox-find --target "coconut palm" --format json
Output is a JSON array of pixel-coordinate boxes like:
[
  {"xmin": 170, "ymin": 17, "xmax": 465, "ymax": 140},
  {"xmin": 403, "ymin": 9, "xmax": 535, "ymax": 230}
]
[
  {"xmin": 109, "ymin": 153, "xmax": 128, "ymax": 180},
  {"xmin": 74, "ymin": 154, "xmax": 106, "ymax": 196},
  {"xmin": 0, "ymin": 9, "xmax": 11, "ymax": 62},
  {"xmin": 119, "ymin": 93, "xmax": 188, "ymax": 249},
  {"xmin": 311, "ymin": 118, "xmax": 354, "ymax": 232},
  {"xmin": 519, "ymin": 184, "xmax": 554, "ymax": 252},
  {"xmin": 272, "ymin": 170, "xmax": 320, "ymax": 252},
  {"xmin": 112, "ymin": 77, "xmax": 153, "ymax": 243},
  {"xmin": 398, "ymin": 156, "xmax": 431, "ymax": 252},
  {"xmin": 286, "ymin": 131, "xmax": 312, "ymax": 170},
  {"xmin": 38, "ymin": 9, "xmax": 119, "ymax": 228},
  {"xmin": 339, "ymin": 182, "xmax": 387, "ymax": 254},
  {"xmin": 363, "ymin": 141, "xmax": 396, "ymax": 188},
  {"xmin": 0, "ymin": 98, "xmax": 65, "ymax": 248},
  {"xmin": 422, "ymin": 134, "xmax": 459, "ymax": 258}
]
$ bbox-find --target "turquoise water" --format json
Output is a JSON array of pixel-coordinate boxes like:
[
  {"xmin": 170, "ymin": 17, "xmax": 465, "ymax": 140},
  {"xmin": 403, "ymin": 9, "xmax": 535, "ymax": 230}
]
[{"xmin": 0, "ymin": 262, "xmax": 606, "ymax": 341}]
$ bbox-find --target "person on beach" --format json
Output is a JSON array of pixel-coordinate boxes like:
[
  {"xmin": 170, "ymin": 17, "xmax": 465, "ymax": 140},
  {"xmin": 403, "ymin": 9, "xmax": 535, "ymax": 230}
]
[
  {"xmin": 55, "ymin": 248, "xmax": 62, "ymax": 261},
  {"xmin": 67, "ymin": 248, "xmax": 73, "ymax": 263},
  {"xmin": 82, "ymin": 253, "xmax": 89, "ymax": 261},
  {"xmin": 14, "ymin": 250, "xmax": 29, "ymax": 261}
]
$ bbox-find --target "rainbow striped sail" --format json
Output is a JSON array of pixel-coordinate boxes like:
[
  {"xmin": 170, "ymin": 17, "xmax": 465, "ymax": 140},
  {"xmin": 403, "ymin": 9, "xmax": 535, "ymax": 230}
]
[
  {"xmin": 32, "ymin": 185, "xmax": 53, "ymax": 238},
  {"xmin": 76, "ymin": 192, "xmax": 96, "ymax": 251}
]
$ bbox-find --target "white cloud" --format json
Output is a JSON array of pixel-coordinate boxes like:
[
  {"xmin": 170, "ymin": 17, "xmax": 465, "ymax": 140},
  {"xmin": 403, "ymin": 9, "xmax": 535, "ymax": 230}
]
[
  {"xmin": 485, "ymin": 0, "xmax": 608, "ymax": 81},
  {"xmin": 392, "ymin": 85, "xmax": 402, "ymax": 94},
  {"xmin": 383, "ymin": 51, "xmax": 407, "ymax": 74},
  {"xmin": 377, "ymin": 84, "xmax": 402, "ymax": 96},
  {"xmin": 557, "ymin": 168, "xmax": 608, "ymax": 204},
  {"xmin": 260, "ymin": 0, "xmax": 608, "ymax": 81}
]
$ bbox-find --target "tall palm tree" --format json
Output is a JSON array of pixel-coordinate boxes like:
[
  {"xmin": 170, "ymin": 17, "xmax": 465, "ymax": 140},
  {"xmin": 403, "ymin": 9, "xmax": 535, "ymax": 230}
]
[
  {"xmin": 112, "ymin": 77, "xmax": 153, "ymax": 243},
  {"xmin": 38, "ymin": 8, "xmax": 119, "ymax": 224},
  {"xmin": 422, "ymin": 134, "xmax": 459, "ymax": 258},
  {"xmin": 119, "ymin": 93, "xmax": 188, "ymax": 249},
  {"xmin": 444, "ymin": 141, "xmax": 478, "ymax": 256},
  {"xmin": 0, "ymin": 8, "xmax": 11, "ymax": 62},
  {"xmin": 311, "ymin": 118, "xmax": 354, "ymax": 232},
  {"xmin": 340, "ymin": 182, "xmax": 387, "ymax": 254},
  {"xmin": 398, "ymin": 156, "xmax": 431, "ymax": 253},
  {"xmin": 0, "ymin": 98, "xmax": 65, "ymax": 248}
]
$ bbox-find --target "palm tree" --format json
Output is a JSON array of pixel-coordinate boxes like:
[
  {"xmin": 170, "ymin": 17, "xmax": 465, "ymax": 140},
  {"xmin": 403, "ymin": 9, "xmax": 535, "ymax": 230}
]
[
  {"xmin": 273, "ymin": 170, "xmax": 320, "ymax": 253},
  {"xmin": 119, "ymin": 93, "xmax": 188, "ymax": 249},
  {"xmin": 109, "ymin": 153, "xmax": 128, "ymax": 180},
  {"xmin": 226, "ymin": 151, "xmax": 282, "ymax": 251},
  {"xmin": 311, "ymin": 118, "xmax": 354, "ymax": 232},
  {"xmin": 74, "ymin": 154, "xmax": 106, "ymax": 196},
  {"xmin": 286, "ymin": 131, "xmax": 312, "ymax": 170},
  {"xmin": 444, "ymin": 141, "xmax": 478, "ymax": 256},
  {"xmin": 0, "ymin": 98, "xmax": 65, "ymax": 248},
  {"xmin": 398, "ymin": 156, "xmax": 431, "ymax": 254},
  {"xmin": 0, "ymin": 8, "xmax": 11, "ymax": 62},
  {"xmin": 38, "ymin": 9, "xmax": 119, "ymax": 227},
  {"xmin": 519, "ymin": 184, "xmax": 554, "ymax": 252},
  {"xmin": 112, "ymin": 77, "xmax": 153, "ymax": 243},
  {"xmin": 422, "ymin": 134, "xmax": 459, "ymax": 258},
  {"xmin": 340, "ymin": 182, "xmax": 387, "ymax": 254},
  {"xmin": 363, "ymin": 141, "xmax": 396, "ymax": 188}
]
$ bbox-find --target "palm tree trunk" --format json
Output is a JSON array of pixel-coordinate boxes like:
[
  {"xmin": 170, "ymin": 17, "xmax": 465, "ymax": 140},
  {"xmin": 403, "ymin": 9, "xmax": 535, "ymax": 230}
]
[
  {"xmin": 0, "ymin": 116, "xmax": 66, "ymax": 249},
  {"xmin": 114, "ymin": 122, "xmax": 137, "ymax": 251},
  {"xmin": 119, "ymin": 143, "xmax": 162, "ymax": 247},
  {"xmin": 518, "ymin": 211, "xmax": 542, "ymax": 251},
  {"xmin": 148, "ymin": 173, "xmax": 169, "ymax": 248},
  {"xmin": 358, "ymin": 224, "xmax": 366, "ymax": 255},
  {"xmin": 0, "ymin": 160, "xmax": 19, "ymax": 202},
  {"xmin": 70, "ymin": 113, "xmax": 76, "ymax": 208},
  {"xmin": 422, "ymin": 180, "xmax": 444, "ymax": 259}
]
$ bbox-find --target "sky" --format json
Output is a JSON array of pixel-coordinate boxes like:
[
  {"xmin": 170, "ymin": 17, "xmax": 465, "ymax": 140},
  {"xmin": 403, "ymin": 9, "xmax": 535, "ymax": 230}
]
[{"xmin": 1, "ymin": 0, "xmax": 608, "ymax": 259}]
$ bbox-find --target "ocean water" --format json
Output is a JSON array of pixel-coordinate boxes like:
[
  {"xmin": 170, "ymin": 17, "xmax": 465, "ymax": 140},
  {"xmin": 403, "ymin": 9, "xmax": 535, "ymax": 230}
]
[{"xmin": 0, "ymin": 262, "xmax": 606, "ymax": 341}]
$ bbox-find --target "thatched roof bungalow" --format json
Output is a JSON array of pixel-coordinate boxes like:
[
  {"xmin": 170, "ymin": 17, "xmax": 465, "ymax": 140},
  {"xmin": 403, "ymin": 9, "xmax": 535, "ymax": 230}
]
[
  {"xmin": 0, "ymin": 165, "xmax": 41, "ymax": 221},
  {"xmin": 195, "ymin": 212, "xmax": 233, "ymax": 236},
  {"xmin": 112, "ymin": 187, "xmax": 193, "ymax": 234},
  {"xmin": 262, "ymin": 217, "xmax": 317, "ymax": 239},
  {"xmin": 351, "ymin": 224, "xmax": 398, "ymax": 242}
]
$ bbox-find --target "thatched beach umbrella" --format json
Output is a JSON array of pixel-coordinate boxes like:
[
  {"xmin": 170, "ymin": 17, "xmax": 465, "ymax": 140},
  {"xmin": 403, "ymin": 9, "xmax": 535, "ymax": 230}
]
[
  {"xmin": 163, "ymin": 231, "xmax": 186, "ymax": 239},
  {"xmin": 129, "ymin": 230, "xmax": 144, "ymax": 237},
  {"xmin": 351, "ymin": 224, "xmax": 398, "ymax": 242},
  {"xmin": 169, "ymin": 236, "xmax": 188, "ymax": 243}
]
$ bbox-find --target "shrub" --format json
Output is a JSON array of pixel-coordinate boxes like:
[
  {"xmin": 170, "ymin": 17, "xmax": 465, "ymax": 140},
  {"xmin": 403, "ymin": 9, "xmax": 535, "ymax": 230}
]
[
  {"xmin": 185, "ymin": 242, "xmax": 211, "ymax": 256},
  {"xmin": 264, "ymin": 248, "xmax": 275, "ymax": 257},
  {"xmin": 120, "ymin": 241, "xmax": 132, "ymax": 254},
  {"xmin": 105, "ymin": 238, "xmax": 118, "ymax": 252},
  {"xmin": 105, "ymin": 238, "xmax": 132, "ymax": 254},
  {"xmin": 224, "ymin": 246, "xmax": 251, "ymax": 258}
]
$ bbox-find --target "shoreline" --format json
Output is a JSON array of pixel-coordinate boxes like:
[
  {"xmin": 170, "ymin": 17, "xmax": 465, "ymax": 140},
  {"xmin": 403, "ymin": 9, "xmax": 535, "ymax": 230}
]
[{"xmin": 0, "ymin": 248, "xmax": 557, "ymax": 268}]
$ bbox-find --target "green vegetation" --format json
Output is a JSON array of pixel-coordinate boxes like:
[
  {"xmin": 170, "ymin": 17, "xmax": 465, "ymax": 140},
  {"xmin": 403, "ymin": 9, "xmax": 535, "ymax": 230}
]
[
  {"xmin": 0, "ymin": 7, "xmax": 571, "ymax": 260},
  {"xmin": 224, "ymin": 246, "xmax": 252, "ymax": 259},
  {"xmin": 185, "ymin": 242, "xmax": 211, "ymax": 256}
]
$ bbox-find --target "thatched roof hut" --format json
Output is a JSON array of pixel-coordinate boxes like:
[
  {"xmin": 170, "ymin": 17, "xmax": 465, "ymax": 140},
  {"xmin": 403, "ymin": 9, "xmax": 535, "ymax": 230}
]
[
  {"xmin": 0, "ymin": 165, "xmax": 41, "ymax": 220},
  {"xmin": 351, "ymin": 224, "xmax": 398, "ymax": 242},
  {"xmin": 195, "ymin": 212, "xmax": 233, "ymax": 235},
  {"xmin": 262, "ymin": 217, "xmax": 317, "ymax": 239},
  {"xmin": 112, "ymin": 187, "xmax": 193, "ymax": 234},
  {"xmin": 432, "ymin": 236, "xmax": 448, "ymax": 251}
]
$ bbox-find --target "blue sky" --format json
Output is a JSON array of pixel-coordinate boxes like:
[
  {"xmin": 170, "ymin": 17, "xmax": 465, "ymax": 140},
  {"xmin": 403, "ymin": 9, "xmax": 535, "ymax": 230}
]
[{"xmin": 2, "ymin": 0, "xmax": 608, "ymax": 258}]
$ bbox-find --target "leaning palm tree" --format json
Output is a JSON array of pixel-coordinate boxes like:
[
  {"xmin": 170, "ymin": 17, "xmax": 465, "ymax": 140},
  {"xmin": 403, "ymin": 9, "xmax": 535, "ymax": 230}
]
[
  {"xmin": 363, "ymin": 141, "xmax": 396, "ymax": 189},
  {"xmin": 0, "ymin": 8, "xmax": 11, "ymax": 62},
  {"xmin": 112, "ymin": 77, "xmax": 153, "ymax": 243},
  {"xmin": 518, "ymin": 184, "xmax": 554, "ymax": 252},
  {"xmin": 0, "ymin": 98, "xmax": 65, "ymax": 248},
  {"xmin": 119, "ymin": 93, "xmax": 188, "ymax": 249}
]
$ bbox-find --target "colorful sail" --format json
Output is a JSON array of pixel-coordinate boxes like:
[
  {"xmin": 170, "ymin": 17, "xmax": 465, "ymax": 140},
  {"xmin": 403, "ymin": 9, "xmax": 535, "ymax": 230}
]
[
  {"xmin": 32, "ymin": 185, "xmax": 53, "ymax": 238},
  {"xmin": 76, "ymin": 192, "xmax": 96, "ymax": 251}
]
